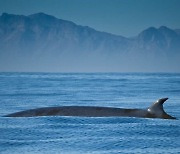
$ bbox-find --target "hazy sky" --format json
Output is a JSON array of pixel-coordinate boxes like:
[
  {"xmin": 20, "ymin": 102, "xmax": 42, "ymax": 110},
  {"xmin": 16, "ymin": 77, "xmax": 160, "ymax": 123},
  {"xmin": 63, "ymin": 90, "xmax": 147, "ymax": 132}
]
[{"xmin": 0, "ymin": 0, "xmax": 180, "ymax": 37}]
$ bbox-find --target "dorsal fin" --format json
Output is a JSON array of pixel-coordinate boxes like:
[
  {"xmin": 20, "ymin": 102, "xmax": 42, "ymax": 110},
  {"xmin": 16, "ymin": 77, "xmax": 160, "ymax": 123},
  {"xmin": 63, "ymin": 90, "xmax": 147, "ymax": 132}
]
[
  {"xmin": 147, "ymin": 98, "xmax": 176, "ymax": 119},
  {"xmin": 148, "ymin": 98, "xmax": 168, "ymax": 113}
]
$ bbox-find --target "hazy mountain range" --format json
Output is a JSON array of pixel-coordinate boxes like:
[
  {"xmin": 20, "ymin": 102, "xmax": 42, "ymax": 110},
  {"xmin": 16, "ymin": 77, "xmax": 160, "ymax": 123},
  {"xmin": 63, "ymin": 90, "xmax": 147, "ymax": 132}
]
[{"xmin": 0, "ymin": 13, "xmax": 180, "ymax": 72}]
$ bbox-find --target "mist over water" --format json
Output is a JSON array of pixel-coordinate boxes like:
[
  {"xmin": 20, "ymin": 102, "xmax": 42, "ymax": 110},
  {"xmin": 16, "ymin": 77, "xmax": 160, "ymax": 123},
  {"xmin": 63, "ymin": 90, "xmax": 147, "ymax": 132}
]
[{"xmin": 1, "ymin": 49, "xmax": 179, "ymax": 72}]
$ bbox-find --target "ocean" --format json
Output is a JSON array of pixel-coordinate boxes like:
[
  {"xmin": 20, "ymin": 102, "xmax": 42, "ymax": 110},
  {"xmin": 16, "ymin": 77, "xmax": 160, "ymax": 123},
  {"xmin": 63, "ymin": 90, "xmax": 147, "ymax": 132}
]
[{"xmin": 0, "ymin": 73, "xmax": 180, "ymax": 154}]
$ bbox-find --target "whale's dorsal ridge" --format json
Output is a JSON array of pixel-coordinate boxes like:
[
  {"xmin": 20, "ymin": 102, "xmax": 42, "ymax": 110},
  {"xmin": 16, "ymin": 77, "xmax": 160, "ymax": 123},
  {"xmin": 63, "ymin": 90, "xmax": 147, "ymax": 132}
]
[{"xmin": 4, "ymin": 97, "xmax": 176, "ymax": 119}]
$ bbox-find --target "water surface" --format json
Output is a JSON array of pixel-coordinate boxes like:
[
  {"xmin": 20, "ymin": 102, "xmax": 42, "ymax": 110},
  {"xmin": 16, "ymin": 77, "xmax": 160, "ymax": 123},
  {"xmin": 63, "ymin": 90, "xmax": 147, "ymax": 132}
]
[{"xmin": 0, "ymin": 73, "xmax": 180, "ymax": 153}]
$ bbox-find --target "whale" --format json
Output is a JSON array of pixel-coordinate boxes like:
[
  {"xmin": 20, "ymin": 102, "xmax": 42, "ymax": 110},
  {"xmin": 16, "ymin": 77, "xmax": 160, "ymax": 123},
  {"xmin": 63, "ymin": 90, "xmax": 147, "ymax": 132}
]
[{"xmin": 4, "ymin": 98, "xmax": 176, "ymax": 119}]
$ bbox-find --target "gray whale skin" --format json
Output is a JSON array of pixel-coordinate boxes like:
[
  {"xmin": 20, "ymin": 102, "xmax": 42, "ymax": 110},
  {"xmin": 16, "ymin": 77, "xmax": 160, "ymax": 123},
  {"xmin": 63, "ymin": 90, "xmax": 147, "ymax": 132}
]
[{"xmin": 5, "ymin": 98, "xmax": 176, "ymax": 119}]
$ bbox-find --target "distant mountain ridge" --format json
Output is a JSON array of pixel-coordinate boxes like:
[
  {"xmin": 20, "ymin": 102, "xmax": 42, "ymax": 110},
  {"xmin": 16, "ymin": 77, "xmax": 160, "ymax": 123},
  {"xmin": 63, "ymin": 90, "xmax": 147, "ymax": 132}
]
[
  {"xmin": 136, "ymin": 26, "xmax": 180, "ymax": 52},
  {"xmin": 0, "ymin": 13, "xmax": 180, "ymax": 72},
  {"xmin": 0, "ymin": 12, "xmax": 129, "ymax": 54}
]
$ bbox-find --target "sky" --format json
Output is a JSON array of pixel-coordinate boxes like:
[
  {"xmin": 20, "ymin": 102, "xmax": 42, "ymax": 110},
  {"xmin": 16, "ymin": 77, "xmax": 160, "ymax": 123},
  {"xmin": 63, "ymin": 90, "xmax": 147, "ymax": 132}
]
[{"xmin": 0, "ymin": 0, "xmax": 180, "ymax": 37}]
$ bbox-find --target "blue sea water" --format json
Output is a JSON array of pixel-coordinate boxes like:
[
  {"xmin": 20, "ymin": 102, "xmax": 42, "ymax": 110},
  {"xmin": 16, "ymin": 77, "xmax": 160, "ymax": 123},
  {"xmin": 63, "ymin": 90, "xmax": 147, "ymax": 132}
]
[{"xmin": 0, "ymin": 73, "xmax": 180, "ymax": 154}]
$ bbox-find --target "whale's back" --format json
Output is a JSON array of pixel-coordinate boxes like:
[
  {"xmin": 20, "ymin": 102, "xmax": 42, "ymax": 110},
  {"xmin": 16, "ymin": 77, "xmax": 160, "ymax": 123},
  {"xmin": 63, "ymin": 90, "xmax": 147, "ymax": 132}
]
[
  {"xmin": 5, "ymin": 106, "xmax": 146, "ymax": 118},
  {"xmin": 4, "ymin": 98, "xmax": 176, "ymax": 119}
]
